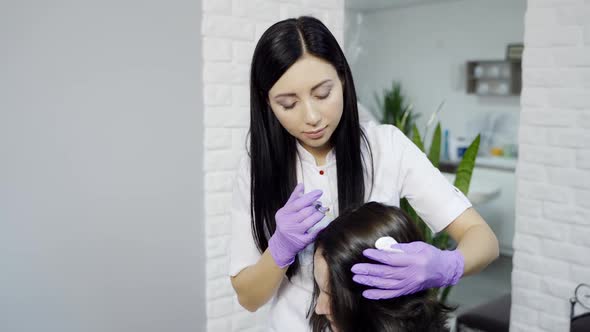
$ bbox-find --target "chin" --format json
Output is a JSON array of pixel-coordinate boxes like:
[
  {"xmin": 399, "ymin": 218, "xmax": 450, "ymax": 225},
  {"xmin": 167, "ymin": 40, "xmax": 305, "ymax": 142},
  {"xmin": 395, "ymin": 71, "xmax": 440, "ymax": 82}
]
[{"xmin": 301, "ymin": 135, "xmax": 331, "ymax": 149}]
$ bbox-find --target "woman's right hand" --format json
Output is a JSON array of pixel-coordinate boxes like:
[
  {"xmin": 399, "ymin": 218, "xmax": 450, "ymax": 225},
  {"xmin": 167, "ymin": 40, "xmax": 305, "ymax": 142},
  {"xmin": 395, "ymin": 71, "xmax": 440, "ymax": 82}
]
[{"xmin": 268, "ymin": 183, "xmax": 326, "ymax": 268}]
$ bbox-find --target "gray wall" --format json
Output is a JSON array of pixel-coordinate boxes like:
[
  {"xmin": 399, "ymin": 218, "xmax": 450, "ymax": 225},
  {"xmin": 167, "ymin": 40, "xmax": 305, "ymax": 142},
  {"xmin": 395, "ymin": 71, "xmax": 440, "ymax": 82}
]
[{"xmin": 0, "ymin": 1, "xmax": 205, "ymax": 331}]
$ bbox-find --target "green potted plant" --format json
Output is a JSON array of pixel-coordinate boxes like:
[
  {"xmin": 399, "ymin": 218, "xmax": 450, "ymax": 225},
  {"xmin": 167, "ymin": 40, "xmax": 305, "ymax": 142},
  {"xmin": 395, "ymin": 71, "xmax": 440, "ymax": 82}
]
[
  {"xmin": 374, "ymin": 83, "xmax": 480, "ymax": 303},
  {"xmin": 373, "ymin": 81, "xmax": 420, "ymax": 136}
]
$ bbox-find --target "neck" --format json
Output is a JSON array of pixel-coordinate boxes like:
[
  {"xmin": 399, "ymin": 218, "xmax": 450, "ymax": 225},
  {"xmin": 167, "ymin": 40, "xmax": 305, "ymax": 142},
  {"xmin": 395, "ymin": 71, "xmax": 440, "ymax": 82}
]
[{"xmin": 301, "ymin": 142, "xmax": 332, "ymax": 166}]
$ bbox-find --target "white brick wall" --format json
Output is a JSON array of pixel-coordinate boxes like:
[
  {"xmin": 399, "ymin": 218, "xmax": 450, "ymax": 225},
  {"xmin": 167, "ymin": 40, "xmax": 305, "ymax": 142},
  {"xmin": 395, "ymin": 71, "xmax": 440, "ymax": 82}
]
[
  {"xmin": 201, "ymin": 1, "xmax": 344, "ymax": 330},
  {"xmin": 512, "ymin": 1, "xmax": 590, "ymax": 331}
]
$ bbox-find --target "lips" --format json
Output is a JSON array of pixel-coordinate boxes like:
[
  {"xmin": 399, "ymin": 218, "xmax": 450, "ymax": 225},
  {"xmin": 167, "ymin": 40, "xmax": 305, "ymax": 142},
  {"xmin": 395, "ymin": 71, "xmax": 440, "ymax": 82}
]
[{"xmin": 304, "ymin": 126, "xmax": 327, "ymax": 139}]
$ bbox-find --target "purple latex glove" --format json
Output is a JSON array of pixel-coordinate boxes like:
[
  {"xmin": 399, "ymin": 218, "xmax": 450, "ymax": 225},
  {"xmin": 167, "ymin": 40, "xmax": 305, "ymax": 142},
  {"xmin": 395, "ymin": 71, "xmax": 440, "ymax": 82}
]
[
  {"xmin": 268, "ymin": 183, "xmax": 327, "ymax": 268},
  {"xmin": 351, "ymin": 241, "xmax": 464, "ymax": 299}
]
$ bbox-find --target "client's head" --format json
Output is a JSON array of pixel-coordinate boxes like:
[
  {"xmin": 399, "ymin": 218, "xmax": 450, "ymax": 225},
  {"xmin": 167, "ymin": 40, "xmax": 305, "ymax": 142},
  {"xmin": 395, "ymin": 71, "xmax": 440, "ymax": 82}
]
[{"xmin": 310, "ymin": 202, "xmax": 451, "ymax": 332}]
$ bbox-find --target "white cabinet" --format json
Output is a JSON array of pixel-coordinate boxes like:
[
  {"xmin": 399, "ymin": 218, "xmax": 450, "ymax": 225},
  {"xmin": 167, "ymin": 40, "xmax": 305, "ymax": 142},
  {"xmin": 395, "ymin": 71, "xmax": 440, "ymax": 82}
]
[{"xmin": 471, "ymin": 167, "xmax": 516, "ymax": 256}]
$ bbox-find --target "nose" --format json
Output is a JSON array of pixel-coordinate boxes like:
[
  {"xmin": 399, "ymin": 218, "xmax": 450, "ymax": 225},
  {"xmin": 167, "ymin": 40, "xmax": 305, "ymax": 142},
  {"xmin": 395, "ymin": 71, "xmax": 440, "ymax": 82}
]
[{"xmin": 302, "ymin": 100, "xmax": 321, "ymax": 127}]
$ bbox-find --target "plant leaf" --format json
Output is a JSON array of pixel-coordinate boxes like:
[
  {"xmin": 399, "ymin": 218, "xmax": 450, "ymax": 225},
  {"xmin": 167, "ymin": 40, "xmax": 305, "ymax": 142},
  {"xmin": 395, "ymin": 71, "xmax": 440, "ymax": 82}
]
[
  {"xmin": 454, "ymin": 135, "xmax": 481, "ymax": 195},
  {"xmin": 428, "ymin": 123, "xmax": 442, "ymax": 168},
  {"xmin": 411, "ymin": 124, "xmax": 424, "ymax": 152}
]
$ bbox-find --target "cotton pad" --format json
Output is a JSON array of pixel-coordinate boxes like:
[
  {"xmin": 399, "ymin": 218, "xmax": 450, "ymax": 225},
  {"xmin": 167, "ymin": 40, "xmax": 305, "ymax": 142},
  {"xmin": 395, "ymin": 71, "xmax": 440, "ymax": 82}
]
[{"xmin": 375, "ymin": 236, "xmax": 404, "ymax": 253}]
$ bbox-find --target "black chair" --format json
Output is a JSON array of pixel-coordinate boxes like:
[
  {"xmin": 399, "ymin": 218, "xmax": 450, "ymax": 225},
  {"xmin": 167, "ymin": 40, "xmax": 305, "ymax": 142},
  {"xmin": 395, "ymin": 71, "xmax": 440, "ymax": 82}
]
[
  {"xmin": 570, "ymin": 284, "xmax": 590, "ymax": 332},
  {"xmin": 571, "ymin": 312, "xmax": 590, "ymax": 332},
  {"xmin": 455, "ymin": 293, "xmax": 511, "ymax": 332}
]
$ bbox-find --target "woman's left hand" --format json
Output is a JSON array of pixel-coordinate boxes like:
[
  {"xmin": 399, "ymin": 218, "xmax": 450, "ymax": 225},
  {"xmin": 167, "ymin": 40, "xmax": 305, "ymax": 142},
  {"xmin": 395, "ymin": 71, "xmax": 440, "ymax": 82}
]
[{"xmin": 350, "ymin": 241, "xmax": 464, "ymax": 300}]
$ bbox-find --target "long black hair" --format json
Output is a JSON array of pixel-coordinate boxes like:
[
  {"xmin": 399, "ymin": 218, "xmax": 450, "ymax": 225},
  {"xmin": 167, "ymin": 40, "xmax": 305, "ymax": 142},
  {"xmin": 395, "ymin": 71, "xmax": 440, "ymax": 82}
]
[
  {"xmin": 248, "ymin": 16, "xmax": 372, "ymax": 278},
  {"xmin": 310, "ymin": 202, "xmax": 452, "ymax": 332}
]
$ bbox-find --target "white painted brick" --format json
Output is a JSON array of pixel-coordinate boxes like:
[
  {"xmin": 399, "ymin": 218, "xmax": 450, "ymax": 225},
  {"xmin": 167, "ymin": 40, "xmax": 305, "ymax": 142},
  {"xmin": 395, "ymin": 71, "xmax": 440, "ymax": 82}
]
[
  {"xmin": 579, "ymin": 111, "xmax": 590, "ymax": 128},
  {"xmin": 205, "ymin": 84, "xmax": 232, "ymax": 106},
  {"xmin": 540, "ymin": 277, "xmax": 578, "ymax": 300},
  {"xmin": 279, "ymin": 4, "xmax": 308, "ymax": 20},
  {"xmin": 516, "ymin": 198, "xmax": 543, "ymax": 218},
  {"xmin": 523, "ymin": 68, "xmax": 583, "ymax": 88},
  {"xmin": 542, "ymin": 239, "xmax": 590, "ymax": 265},
  {"xmin": 547, "ymin": 168, "xmax": 590, "ymax": 189},
  {"xmin": 233, "ymin": 41, "xmax": 255, "ymax": 65},
  {"xmin": 512, "ymin": 289, "xmax": 569, "ymax": 317},
  {"xmin": 519, "ymin": 145, "xmax": 575, "ymax": 167},
  {"xmin": 512, "ymin": 232, "xmax": 543, "ymax": 253},
  {"xmin": 516, "ymin": 216, "xmax": 567, "ymax": 241},
  {"xmin": 577, "ymin": 206, "xmax": 590, "ymax": 224},
  {"xmin": 233, "ymin": 0, "xmax": 280, "ymax": 21},
  {"xmin": 207, "ymin": 276, "xmax": 235, "ymax": 300},
  {"xmin": 204, "ymin": 38, "xmax": 233, "ymax": 61},
  {"xmin": 538, "ymin": 314, "xmax": 570, "ymax": 332},
  {"xmin": 520, "ymin": 108, "xmax": 577, "ymax": 127},
  {"xmin": 575, "ymin": 189, "xmax": 590, "ymax": 209},
  {"xmin": 577, "ymin": 150, "xmax": 590, "ymax": 169},
  {"xmin": 553, "ymin": 47, "xmax": 590, "ymax": 66},
  {"xmin": 510, "ymin": 322, "xmax": 541, "ymax": 332},
  {"xmin": 518, "ymin": 180, "xmax": 573, "ymax": 203},
  {"xmin": 205, "ymin": 150, "xmax": 242, "ymax": 172},
  {"xmin": 207, "ymin": 235, "xmax": 231, "ymax": 259},
  {"xmin": 516, "ymin": 162, "xmax": 547, "ymax": 181},
  {"xmin": 302, "ymin": 0, "xmax": 343, "ymax": 9},
  {"xmin": 525, "ymin": 26, "xmax": 582, "ymax": 47},
  {"xmin": 544, "ymin": 202, "xmax": 589, "ymax": 225},
  {"xmin": 511, "ymin": 304, "xmax": 539, "ymax": 325},
  {"xmin": 206, "ymin": 171, "xmax": 235, "ymax": 193},
  {"xmin": 204, "ymin": 63, "xmax": 249, "ymax": 84},
  {"xmin": 527, "ymin": 5, "xmax": 587, "ymax": 26},
  {"xmin": 208, "ymin": 318, "xmax": 232, "ymax": 332},
  {"xmin": 203, "ymin": 0, "xmax": 232, "ymax": 14},
  {"xmin": 522, "ymin": 68, "xmax": 563, "ymax": 88},
  {"xmin": 523, "ymin": 48, "xmax": 554, "ymax": 68},
  {"xmin": 548, "ymin": 88, "xmax": 590, "ymax": 109},
  {"xmin": 206, "ymin": 215, "xmax": 231, "ymax": 237},
  {"xmin": 518, "ymin": 126, "xmax": 548, "ymax": 145},
  {"xmin": 582, "ymin": 69, "xmax": 590, "ymax": 88},
  {"xmin": 208, "ymin": 297, "xmax": 234, "ymax": 318},
  {"xmin": 547, "ymin": 128, "xmax": 590, "ymax": 148},
  {"xmin": 520, "ymin": 88, "xmax": 549, "ymax": 108},
  {"xmin": 571, "ymin": 265, "xmax": 590, "ymax": 282},
  {"xmin": 205, "ymin": 192, "xmax": 232, "ymax": 215},
  {"xmin": 207, "ymin": 255, "xmax": 230, "ymax": 280},
  {"xmin": 204, "ymin": 106, "xmax": 250, "ymax": 128},
  {"xmin": 205, "ymin": 128, "xmax": 232, "ymax": 150},
  {"xmin": 511, "ymin": 288, "xmax": 568, "ymax": 315},
  {"xmin": 512, "ymin": 252, "xmax": 569, "ymax": 279},
  {"xmin": 512, "ymin": 269, "xmax": 542, "ymax": 291},
  {"xmin": 232, "ymin": 85, "xmax": 250, "ymax": 107},
  {"xmin": 203, "ymin": 16, "xmax": 255, "ymax": 40},
  {"xmin": 232, "ymin": 128, "xmax": 249, "ymax": 151}
]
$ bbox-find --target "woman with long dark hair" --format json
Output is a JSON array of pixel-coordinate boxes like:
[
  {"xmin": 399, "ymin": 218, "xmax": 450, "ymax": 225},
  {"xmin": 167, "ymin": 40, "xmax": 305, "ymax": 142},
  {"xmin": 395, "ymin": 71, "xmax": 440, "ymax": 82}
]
[
  {"xmin": 311, "ymin": 202, "xmax": 452, "ymax": 332},
  {"xmin": 229, "ymin": 16, "xmax": 499, "ymax": 331}
]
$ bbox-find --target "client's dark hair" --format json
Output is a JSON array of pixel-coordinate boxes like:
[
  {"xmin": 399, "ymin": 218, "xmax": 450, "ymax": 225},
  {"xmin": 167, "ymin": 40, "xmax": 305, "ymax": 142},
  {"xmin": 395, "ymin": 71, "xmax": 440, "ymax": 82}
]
[{"xmin": 309, "ymin": 202, "xmax": 452, "ymax": 332}]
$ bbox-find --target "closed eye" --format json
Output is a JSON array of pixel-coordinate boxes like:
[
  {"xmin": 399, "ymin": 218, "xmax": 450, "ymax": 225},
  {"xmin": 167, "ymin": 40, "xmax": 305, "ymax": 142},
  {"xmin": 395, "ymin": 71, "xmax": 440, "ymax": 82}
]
[
  {"xmin": 316, "ymin": 91, "xmax": 331, "ymax": 100},
  {"xmin": 282, "ymin": 102, "xmax": 297, "ymax": 110}
]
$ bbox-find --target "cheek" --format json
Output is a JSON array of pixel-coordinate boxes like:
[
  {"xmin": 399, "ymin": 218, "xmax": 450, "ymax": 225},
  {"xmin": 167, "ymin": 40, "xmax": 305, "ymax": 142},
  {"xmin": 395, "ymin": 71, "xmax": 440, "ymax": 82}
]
[
  {"xmin": 324, "ymin": 89, "xmax": 344, "ymax": 122},
  {"xmin": 269, "ymin": 105, "xmax": 298, "ymax": 131}
]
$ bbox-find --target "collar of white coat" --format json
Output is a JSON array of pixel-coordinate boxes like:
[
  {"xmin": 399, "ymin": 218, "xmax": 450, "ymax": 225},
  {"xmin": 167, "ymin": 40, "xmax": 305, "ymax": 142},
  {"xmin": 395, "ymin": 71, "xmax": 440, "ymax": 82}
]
[{"xmin": 295, "ymin": 140, "xmax": 336, "ymax": 166}]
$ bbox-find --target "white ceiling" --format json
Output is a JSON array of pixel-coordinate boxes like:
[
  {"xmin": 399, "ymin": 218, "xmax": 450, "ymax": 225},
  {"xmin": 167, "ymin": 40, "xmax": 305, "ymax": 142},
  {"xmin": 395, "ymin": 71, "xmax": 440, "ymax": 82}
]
[{"xmin": 346, "ymin": 0, "xmax": 458, "ymax": 11}]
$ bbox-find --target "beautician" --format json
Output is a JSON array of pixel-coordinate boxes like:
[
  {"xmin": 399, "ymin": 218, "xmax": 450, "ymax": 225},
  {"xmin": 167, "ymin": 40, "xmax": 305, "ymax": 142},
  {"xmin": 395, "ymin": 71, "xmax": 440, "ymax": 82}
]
[{"xmin": 229, "ymin": 16, "xmax": 499, "ymax": 332}]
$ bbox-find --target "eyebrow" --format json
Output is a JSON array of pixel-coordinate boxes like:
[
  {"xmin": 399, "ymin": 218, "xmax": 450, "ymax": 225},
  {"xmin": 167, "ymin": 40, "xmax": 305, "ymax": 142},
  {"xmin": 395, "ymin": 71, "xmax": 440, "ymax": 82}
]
[{"xmin": 274, "ymin": 79, "xmax": 333, "ymax": 99}]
